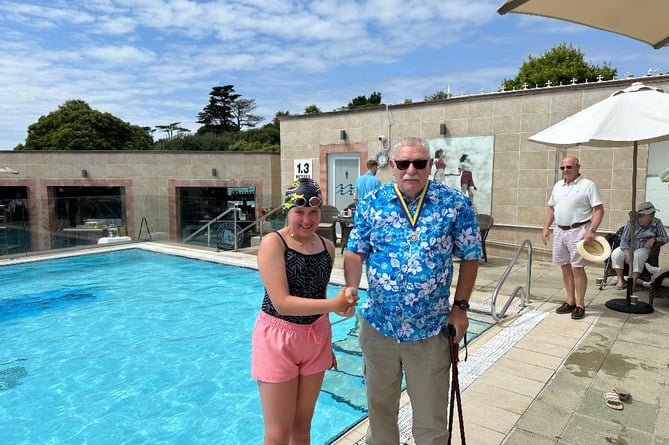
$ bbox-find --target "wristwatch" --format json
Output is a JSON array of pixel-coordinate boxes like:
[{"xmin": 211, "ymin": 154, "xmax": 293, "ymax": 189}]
[{"xmin": 452, "ymin": 299, "xmax": 470, "ymax": 311}]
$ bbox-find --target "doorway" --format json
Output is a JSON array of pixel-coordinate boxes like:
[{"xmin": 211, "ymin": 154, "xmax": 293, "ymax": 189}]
[{"xmin": 328, "ymin": 153, "xmax": 359, "ymax": 211}]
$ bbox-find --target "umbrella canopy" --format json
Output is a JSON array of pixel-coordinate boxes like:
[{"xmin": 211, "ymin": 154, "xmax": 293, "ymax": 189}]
[
  {"xmin": 530, "ymin": 82, "xmax": 669, "ymax": 147},
  {"xmin": 530, "ymin": 82, "xmax": 669, "ymax": 310},
  {"xmin": 497, "ymin": 0, "xmax": 669, "ymax": 49}
]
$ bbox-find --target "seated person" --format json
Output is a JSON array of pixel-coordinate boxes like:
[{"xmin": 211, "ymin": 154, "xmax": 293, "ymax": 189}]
[{"xmin": 610, "ymin": 201, "xmax": 668, "ymax": 289}]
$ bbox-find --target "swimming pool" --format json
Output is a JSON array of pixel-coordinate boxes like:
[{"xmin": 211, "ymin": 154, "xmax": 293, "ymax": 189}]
[{"xmin": 0, "ymin": 247, "xmax": 493, "ymax": 444}]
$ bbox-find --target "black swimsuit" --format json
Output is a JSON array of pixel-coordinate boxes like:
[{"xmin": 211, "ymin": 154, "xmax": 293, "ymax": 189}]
[{"xmin": 260, "ymin": 233, "xmax": 332, "ymax": 324}]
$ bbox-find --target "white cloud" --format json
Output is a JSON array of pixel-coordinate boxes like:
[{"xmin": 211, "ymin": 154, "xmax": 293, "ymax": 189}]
[{"xmin": 0, "ymin": 0, "xmax": 665, "ymax": 149}]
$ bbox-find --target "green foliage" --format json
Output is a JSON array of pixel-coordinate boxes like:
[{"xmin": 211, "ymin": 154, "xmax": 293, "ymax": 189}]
[
  {"xmin": 154, "ymin": 132, "xmax": 237, "ymax": 151},
  {"xmin": 304, "ymin": 104, "xmax": 320, "ymax": 114},
  {"xmin": 196, "ymin": 85, "xmax": 241, "ymax": 134},
  {"xmin": 17, "ymin": 100, "xmax": 153, "ymax": 150},
  {"xmin": 273, "ymin": 111, "xmax": 290, "ymax": 127},
  {"xmin": 501, "ymin": 43, "xmax": 617, "ymax": 91},
  {"xmin": 424, "ymin": 90, "xmax": 451, "ymax": 101},
  {"xmin": 347, "ymin": 91, "xmax": 383, "ymax": 109},
  {"xmin": 155, "ymin": 122, "xmax": 191, "ymax": 139}
]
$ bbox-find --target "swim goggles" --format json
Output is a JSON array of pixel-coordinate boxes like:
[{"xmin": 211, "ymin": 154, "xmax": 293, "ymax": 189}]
[{"xmin": 291, "ymin": 196, "xmax": 322, "ymax": 207}]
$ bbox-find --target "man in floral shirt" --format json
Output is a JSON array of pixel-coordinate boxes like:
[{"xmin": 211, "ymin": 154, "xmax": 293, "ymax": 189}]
[{"xmin": 344, "ymin": 137, "xmax": 481, "ymax": 445}]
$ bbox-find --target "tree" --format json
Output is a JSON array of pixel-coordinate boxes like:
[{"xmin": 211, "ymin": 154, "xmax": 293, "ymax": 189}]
[
  {"xmin": 501, "ymin": 43, "xmax": 617, "ymax": 91},
  {"xmin": 155, "ymin": 122, "xmax": 191, "ymax": 139},
  {"xmin": 17, "ymin": 99, "xmax": 153, "ymax": 150},
  {"xmin": 196, "ymin": 85, "xmax": 241, "ymax": 134},
  {"xmin": 347, "ymin": 91, "xmax": 383, "ymax": 109},
  {"xmin": 231, "ymin": 98, "xmax": 263, "ymax": 130},
  {"xmin": 272, "ymin": 110, "xmax": 290, "ymax": 127},
  {"xmin": 425, "ymin": 89, "xmax": 451, "ymax": 101},
  {"xmin": 304, "ymin": 104, "xmax": 320, "ymax": 114}
]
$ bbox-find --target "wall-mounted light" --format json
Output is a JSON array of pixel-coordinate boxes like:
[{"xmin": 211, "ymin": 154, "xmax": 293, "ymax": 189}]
[
  {"xmin": 339, "ymin": 129, "xmax": 347, "ymax": 140},
  {"xmin": 81, "ymin": 169, "xmax": 88, "ymax": 178},
  {"xmin": 211, "ymin": 168, "xmax": 217, "ymax": 177},
  {"xmin": 439, "ymin": 123, "xmax": 447, "ymax": 135}
]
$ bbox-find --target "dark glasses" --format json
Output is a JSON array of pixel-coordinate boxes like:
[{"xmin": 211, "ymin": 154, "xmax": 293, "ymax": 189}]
[
  {"xmin": 292, "ymin": 196, "xmax": 322, "ymax": 207},
  {"xmin": 394, "ymin": 159, "xmax": 429, "ymax": 170},
  {"xmin": 559, "ymin": 165, "xmax": 574, "ymax": 171}
]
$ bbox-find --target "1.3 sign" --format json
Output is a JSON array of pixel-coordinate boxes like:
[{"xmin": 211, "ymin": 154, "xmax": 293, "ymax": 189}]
[{"xmin": 294, "ymin": 159, "xmax": 313, "ymax": 180}]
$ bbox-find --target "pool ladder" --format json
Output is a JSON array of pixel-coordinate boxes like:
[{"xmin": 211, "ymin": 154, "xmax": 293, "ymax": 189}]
[{"xmin": 490, "ymin": 239, "xmax": 532, "ymax": 322}]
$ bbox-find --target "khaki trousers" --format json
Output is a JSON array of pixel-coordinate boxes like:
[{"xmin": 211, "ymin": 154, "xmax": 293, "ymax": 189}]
[{"xmin": 359, "ymin": 318, "xmax": 452, "ymax": 445}]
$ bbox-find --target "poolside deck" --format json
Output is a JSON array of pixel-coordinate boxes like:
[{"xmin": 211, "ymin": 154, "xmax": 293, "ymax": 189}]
[
  {"xmin": 232, "ymin": 244, "xmax": 669, "ymax": 445},
  {"xmin": 16, "ymin": 241, "xmax": 666, "ymax": 445}
]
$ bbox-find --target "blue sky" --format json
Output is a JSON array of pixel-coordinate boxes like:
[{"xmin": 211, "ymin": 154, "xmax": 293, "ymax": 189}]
[{"xmin": 1, "ymin": 0, "xmax": 667, "ymax": 149}]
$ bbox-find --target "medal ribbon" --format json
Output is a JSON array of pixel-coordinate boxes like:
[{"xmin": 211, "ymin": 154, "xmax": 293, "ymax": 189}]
[{"xmin": 394, "ymin": 182, "xmax": 428, "ymax": 231}]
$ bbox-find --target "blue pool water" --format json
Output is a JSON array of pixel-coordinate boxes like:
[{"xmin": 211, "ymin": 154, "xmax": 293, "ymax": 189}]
[{"xmin": 0, "ymin": 247, "xmax": 492, "ymax": 444}]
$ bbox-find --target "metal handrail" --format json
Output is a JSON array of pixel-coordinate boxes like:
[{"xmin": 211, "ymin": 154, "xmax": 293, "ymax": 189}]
[
  {"xmin": 184, "ymin": 208, "xmax": 256, "ymax": 249},
  {"xmin": 184, "ymin": 208, "xmax": 238, "ymax": 243},
  {"xmin": 259, "ymin": 204, "xmax": 286, "ymax": 238},
  {"xmin": 138, "ymin": 217, "xmax": 152, "ymax": 241},
  {"xmin": 490, "ymin": 239, "xmax": 533, "ymax": 322}
]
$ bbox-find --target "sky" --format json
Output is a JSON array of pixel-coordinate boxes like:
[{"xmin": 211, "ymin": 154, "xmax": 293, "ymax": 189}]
[{"xmin": 1, "ymin": 0, "xmax": 668, "ymax": 150}]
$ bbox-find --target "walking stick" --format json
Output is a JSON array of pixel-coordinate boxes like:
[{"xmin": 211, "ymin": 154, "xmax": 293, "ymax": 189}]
[{"xmin": 446, "ymin": 324, "xmax": 466, "ymax": 445}]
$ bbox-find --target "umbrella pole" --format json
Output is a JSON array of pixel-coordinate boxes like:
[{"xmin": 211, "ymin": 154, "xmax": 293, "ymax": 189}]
[{"xmin": 605, "ymin": 141, "xmax": 654, "ymax": 314}]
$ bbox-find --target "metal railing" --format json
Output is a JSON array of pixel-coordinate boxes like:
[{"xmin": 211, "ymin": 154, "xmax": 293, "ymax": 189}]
[
  {"xmin": 259, "ymin": 204, "xmax": 286, "ymax": 238},
  {"xmin": 184, "ymin": 207, "xmax": 257, "ymax": 250},
  {"xmin": 490, "ymin": 239, "xmax": 533, "ymax": 322}
]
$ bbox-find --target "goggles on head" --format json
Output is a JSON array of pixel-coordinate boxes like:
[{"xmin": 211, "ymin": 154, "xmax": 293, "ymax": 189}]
[
  {"xmin": 284, "ymin": 178, "xmax": 323, "ymax": 210},
  {"xmin": 291, "ymin": 195, "xmax": 322, "ymax": 208}
]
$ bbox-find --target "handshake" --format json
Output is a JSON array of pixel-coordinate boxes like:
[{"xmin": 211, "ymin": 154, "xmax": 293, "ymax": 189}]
[{"xmin": 334, "ymin": 286, "xmax": 359, "ymax": 318}]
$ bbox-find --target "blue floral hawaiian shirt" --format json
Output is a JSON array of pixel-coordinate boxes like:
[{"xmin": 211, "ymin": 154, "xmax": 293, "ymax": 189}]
[{"xmin": 347, "ymin": 180, "xmax": 481, "ymax": 342}]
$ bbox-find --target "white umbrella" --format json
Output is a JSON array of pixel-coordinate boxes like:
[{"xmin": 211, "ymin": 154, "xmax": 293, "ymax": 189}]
[
  {"xmin": 0, "ymin": 166, "xmax": 19, "ymax": 174},
  {"xmin": 530, "ymin": 82, "xmax": 669, "ymax": 313},
  {"xmin": 497, "ymin": 0, "xmax": 669, "ymax": 49}
]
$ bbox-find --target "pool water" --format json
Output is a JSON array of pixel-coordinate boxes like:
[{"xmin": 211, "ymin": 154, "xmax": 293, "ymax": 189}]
[{"xmin": 0, "ymin": 248, "xmax": 492, "ymax": 444}]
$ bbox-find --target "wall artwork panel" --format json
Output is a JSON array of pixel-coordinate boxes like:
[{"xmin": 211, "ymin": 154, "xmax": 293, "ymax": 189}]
[{"xmin": 427, "ymin": 135, "xmax": 493, "ymax": 215}]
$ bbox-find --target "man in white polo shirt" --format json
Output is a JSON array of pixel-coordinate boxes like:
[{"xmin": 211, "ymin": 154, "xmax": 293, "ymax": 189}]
[{"xmin": 542, "ymin": 156, "xmax": 604, "ymax": 320}]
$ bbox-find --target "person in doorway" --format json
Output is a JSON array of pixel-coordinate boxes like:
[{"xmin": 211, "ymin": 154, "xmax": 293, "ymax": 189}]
[
  {"xmin": 610, "ymin": 201, "xmax": 668, "ymax": 289},
  {"xmin": 252, "ymin": 177, "xmax": 358, "ymax": 445},
  {"xmin": 343, "ymin": 137, "xmax": 481, "ymax": 445},
  {"xmin": 458, "ymin": 154, "xmax": 476, "ymax": 202},
  {"xmin": 542, "ymin": 156, "xmax": 604, "ymax": 320},
  {"xmin": 433, "ymin": 149, "xmax": 447, "ymax": 183},
  {"xmin": 354, "ymin": 159, "xmax": 381, "ymax": 202}
]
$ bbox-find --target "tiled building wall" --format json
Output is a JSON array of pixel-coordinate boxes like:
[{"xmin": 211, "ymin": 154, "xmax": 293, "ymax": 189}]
[
  {"xmin": 280, "ymin": 76, "xmax": 669, "ymax": 263},
  {"xmin": 0, "ymin": 150, "xmax": 281, "ymax": 250}
]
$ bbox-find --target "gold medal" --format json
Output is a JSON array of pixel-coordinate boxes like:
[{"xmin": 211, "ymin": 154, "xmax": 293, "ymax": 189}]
[{"xmin": 394, "ymin": 182, "xmax": 428, "ymax": 242}]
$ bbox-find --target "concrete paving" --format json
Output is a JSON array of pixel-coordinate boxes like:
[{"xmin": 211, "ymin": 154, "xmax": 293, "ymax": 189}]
[{"xmin": 328, "ymin": 253, "xmax": 669, "ymax": 445}]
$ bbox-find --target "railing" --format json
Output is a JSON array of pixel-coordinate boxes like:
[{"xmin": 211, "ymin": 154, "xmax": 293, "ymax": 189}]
[
  {"xmin": 184, "ymin": 207, "xmax": 257, "ymax": 250},
  {"xmin": 138, "ymin": 217, "xmax": 152, "ymax": 241},
  {"xmin": 259, "ymin": 204, "xmax": 286, "ymax": 238},
  {"xmin": 490, "ymin": 239, "xmax": 533, "ymax": 322}
]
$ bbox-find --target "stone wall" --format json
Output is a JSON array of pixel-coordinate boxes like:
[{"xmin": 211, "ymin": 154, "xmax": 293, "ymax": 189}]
[{"xmin": 279, "ymin": 76, "xmax": 669, "ymax": 264}]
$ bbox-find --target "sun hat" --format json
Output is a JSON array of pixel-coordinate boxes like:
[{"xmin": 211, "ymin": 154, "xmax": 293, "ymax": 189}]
[
  {"xmin": 637, "ymin": 201, "xmax": 659, "ymax": 215},
  {"xmin": 577, "ymin": 236, "xmax": 611, "ymax": 264}
]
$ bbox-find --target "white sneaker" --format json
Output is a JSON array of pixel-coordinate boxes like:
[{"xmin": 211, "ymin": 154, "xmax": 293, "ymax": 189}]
[
  {"xmin": 645, "ymin": 263, "xmax": 660, "ymax": 275},
  {"xmin": 642, "ymin": 281, "xmax": 651, "ymax": 289}
]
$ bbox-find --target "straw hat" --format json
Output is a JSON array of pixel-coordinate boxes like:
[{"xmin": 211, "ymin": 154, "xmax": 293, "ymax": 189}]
[{"xmin": 577, "ymin": 236, "xmax": 611, "ymax": 264}]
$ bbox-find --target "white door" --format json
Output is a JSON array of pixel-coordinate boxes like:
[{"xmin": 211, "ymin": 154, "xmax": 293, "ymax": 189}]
[{"xmin": 328, "ymin": 153, "xmax": 359, "ymax": 211}]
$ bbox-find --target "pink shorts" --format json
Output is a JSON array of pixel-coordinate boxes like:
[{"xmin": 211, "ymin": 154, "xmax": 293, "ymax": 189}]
[
  {"xmin": 251, "ymin": 311, "xmax": 333, "ymax": 383},
  {"xmin": 553, "ymin": 225, "xmax": 589, "ymax": 267}
]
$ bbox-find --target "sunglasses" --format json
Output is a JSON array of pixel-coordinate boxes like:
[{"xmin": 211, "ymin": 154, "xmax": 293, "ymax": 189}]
[
  {"xmin": 559, "ymin": 165, "xmax": 574, "ymax": 171},
  {"xmin": 292, "ymin": 196, "xmax": 322, "ymax": 207},
  {"xmin": 394, "ymin": 159, "xmax": 429, "ymax": 170}
]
